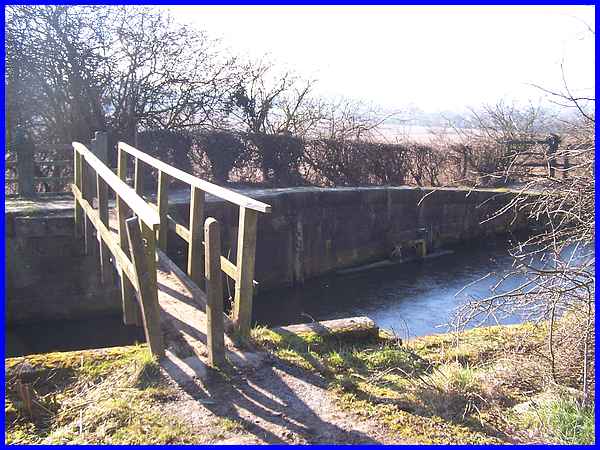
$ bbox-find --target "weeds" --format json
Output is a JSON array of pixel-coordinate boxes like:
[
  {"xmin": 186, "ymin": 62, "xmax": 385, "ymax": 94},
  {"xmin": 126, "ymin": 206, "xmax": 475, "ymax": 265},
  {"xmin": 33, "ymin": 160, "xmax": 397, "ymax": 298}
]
[
  {"xmin": 252, "ymin": 322, "xmax": 594, "ymax": 444},
  {"xmin": 521, "ymin": 395, "xmax": 595, "ymax": 444},
  {"xmin": 5, "ymin": 345, "xmax": 193, "ymax": 444}
]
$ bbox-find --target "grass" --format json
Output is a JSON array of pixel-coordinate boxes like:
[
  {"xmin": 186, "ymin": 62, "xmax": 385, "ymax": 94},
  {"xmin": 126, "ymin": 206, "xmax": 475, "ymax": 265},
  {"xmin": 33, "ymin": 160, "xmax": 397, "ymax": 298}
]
[
  {"xmin": 6, "ymin": 322, "xmax": 592, "ymax": 444},
  {"xmin": 5, "ymin": 345, "xmax": 193, "ymax": 444},
  {"xmin": 520, "ymin": 395, "xmax": 595, "ymax": 444},
  {"xmin": 251, "ymin": 322, "xmax": 594, "ymax": 444}
]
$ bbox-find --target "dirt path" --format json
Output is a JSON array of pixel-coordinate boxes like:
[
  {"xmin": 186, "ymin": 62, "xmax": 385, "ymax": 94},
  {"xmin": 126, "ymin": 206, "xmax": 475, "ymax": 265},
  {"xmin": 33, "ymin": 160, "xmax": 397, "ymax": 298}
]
[{"xmin": 162, "ymin": 355, "xmax": 399, "ymax": 444}]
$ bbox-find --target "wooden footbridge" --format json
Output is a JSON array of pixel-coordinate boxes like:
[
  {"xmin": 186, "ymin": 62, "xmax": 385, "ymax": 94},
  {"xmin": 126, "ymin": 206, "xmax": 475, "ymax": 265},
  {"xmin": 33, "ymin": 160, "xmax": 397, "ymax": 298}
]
[{"xmin": 71, "ymin": 132, "xmax": 271, "ymax": 367}]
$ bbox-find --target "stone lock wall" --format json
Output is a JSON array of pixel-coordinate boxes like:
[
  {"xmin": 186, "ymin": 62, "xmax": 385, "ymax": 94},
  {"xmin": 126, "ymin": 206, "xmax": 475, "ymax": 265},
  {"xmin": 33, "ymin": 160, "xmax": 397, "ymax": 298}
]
[
  {"xmin": 6, "ymin": 208, "xmax": 120, "ymax": 325},
  {"xmin": 6, "ymin": 186, "xmax": 531, "ymax": 324},
  {"xmin": 169, "ymin": 186, "xmax": 529, "ymax": 289}
]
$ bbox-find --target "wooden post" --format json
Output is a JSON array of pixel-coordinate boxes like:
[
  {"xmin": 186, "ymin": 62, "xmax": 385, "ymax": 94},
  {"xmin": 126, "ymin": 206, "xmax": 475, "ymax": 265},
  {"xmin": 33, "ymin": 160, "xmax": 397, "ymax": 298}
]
[
  {"xmin": 91, "ymin": 131, "xmax": 108, "ymax": 164},
  {"xmin": 126, "ymin": 216, "xmax": 164, "ymax": 358},
  {"xmin": 117, "ymin": 148, "xmax": 140, "ymax": 325},
  {"xmin": 15, "ymin": 129, "xmax": 35, "ymax": 197},
  {"xmin": 563, "ymin": 154, "xmax": 570, "ymax": 179},
  {"xmin": 233, "ymin": 207, "xmax": 258, "ymax": 336},
  {"xmin": 205, "ymin": 217, "xmax": 225, "ymax": 367},
  {"xmin": 134, "ymin": 157, "xmax": 144, "ymax": 196},
  {"xmin": 547, "ymin": 134, "xmax": 560, "ymax": 179},
  {"xmin": 81, "ymin": 156, "xmax": 95, "ymax": 257},
  {"xmin": 187, "ymin": 186, "xmax": 205, "ymax": 289},
  {"xmin": 96, "ymin": 173, "xmax": 114, "ymax": 285},
  {"xmin": 157, "ymin": 170, "xmax": 169, "ymax": 250},
  {"xmin": 73, "ymin": 150, "xmax": 83, "ymax": 237}
]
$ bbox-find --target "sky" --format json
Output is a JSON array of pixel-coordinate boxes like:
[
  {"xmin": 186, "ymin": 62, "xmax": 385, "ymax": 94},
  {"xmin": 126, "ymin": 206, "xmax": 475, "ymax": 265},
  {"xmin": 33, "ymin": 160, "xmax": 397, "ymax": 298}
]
[{"xmin": 168, "ymin": 5, "xmax": 595, "ymax": 114}]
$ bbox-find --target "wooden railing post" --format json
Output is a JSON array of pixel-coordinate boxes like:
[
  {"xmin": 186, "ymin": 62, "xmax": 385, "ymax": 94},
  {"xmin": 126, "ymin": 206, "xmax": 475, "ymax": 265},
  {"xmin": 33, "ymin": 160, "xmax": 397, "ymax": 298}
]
[
  {"xmin": 134, "ymin": 157, "xmax": 144, "ymax": 196},
  {"xmin": 157, "ymin": 170, "xmax": 169, "ymax": 250},
  {"xmin": 15, "ymin": 128, "xmax": 35, "ymax": 197},
  {"xmin": 82, "ymin": 131, "xmax": 108, "ymax": 258},
  {"xmin": 96, "ymin": 173, "xmax": 114, "ymax": 286},
  {"xmin": 233, "ymin": 207, "xmax": 258, "ymax": 336},
  {"xmin": 126, "ymin": 216, "xmax": 164, "ymax": 358},
  {"xmin": 205, "ymin": 217, "xmax": 225, "ymax": 367},
  {"xmin": 117, "ymin": 147, "xmax": 141, "ymax": 325},
  {"xmin": 563, "ymin": 154, "xmax": 570, "ymax": 179},
  {"xmin": 91, "ymin": 131, "xmax": 108, "ymax": 164},
  {"xmin": 81, "ymin": 156, "xmax": 96, "ymax": 257},
  {"xmin": 187, "ymin": 186, "xmax": 205, "ymax": 289},
  {"xmin": 73, "ymin": 150, "xmax": 83, "ymax": 237}
]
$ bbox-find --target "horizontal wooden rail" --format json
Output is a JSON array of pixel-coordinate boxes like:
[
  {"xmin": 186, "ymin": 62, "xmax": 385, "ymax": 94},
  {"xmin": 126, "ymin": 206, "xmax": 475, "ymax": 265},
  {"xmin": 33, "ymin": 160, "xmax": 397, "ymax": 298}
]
[
  {"xmin": 5, "ymin": 159, "xmax": 71, "ymax": 167},
  {"xmin": 117, "ymin": 139, "xmax": 269, "ymax": 336},
  {"xmin": 162, "ymin": 212, "xmax": 255, "ymax": 285},
  {"xmin": 166, "ymin": 215, "xmax": 191, "ymax": 242},
  {"xmin": 35, "ymin": 160, "xmax": 72, "ymax": 166},
  {"xmin": 118, "ymin": 141, "xmax": 271, "ymax": 213},
  {"xmin": 5, "ymin": 175, "xmax": 73, "ymax": 182},
  {"xmin": 71, "ymin": 184, "xmax": 140, "ymax": 292},
  {"xmin": 73, "ymin": 142, "xmax": 161, "ymax": 229}
]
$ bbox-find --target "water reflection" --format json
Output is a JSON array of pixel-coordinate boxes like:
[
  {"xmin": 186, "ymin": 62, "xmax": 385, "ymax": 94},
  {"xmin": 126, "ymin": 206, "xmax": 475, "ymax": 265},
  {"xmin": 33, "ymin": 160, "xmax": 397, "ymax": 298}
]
[{"xmin": 253, "ymin": 237, "xmax": 531, "ymax": 339}]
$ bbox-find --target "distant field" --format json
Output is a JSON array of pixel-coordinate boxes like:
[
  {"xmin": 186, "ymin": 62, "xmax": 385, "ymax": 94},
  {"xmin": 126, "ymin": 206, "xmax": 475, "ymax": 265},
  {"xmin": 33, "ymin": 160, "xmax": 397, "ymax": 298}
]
[{"xmin": 376, "ymin": 123, "xmax": 465, "ymax": 144}]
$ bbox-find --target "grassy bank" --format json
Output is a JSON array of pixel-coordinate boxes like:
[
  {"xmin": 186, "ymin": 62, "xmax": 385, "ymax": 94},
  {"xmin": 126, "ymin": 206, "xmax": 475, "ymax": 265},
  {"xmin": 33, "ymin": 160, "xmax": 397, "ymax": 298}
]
[
  {"xmin": 5, "ymin": 323, "xmax": 594, "ymax": 444},
  {"xmin": 252, "ymin": 322, "xmax": 594, "ymax": 444},
  {"xmin": 5, "ymin": 346, "xmax": 195, "ymax": 444}
]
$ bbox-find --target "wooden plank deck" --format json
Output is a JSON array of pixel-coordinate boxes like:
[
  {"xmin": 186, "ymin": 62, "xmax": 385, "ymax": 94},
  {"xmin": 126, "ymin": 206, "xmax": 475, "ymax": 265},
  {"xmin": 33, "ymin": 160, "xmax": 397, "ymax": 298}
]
[{"xmin": 108, "ymin": 212, "xmax": 237, "ymax": 361}]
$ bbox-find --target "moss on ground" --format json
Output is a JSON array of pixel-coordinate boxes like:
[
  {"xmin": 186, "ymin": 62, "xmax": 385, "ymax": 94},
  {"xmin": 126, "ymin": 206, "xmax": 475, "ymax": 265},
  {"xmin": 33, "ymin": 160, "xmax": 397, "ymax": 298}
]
[
  {"xmin": 251, "ymin": 323, "xmax": 593, "ymax": 444},
  {"xmin": 5, "ymin": 345, "xmax": 195, "ymax": 444},
  {"xmin": 5, "ymin": 323, "xmax": 592, "ymax": 444}
]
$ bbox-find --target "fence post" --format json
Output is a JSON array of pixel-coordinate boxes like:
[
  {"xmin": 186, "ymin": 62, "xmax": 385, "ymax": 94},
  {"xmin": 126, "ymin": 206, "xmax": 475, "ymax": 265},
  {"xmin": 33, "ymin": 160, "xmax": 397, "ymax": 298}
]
[
  {"xmin": 117, "ymin": 147, "xmax": 141, "ymax": 325},
  {"xmin": 91, "ymin": 131, "xmax": 108, "ymax": 164},
  {"xmin": 187, "ymin": 186, "xmax": 205, "ymax": 289},
  {"xmin": 96, "ymin": 173, "xmax": 114, "ymax": 286},
  {"xmin": 205, "ymin": 217, "xmax": 225, "ymax": 367},
  {"xmin": 83, "ymin": 131, "xmax": 109, "ymax": 257},
  {"xmin": 563, "ymin": 153, "xmax": 570, "ymax": 179},
  {"xmin": 81, "ymin": 155, "xmax": 96, "ymax": 257},
  {"xmin": 134, "ymin": 157, "xmax": 144, "ymax": 196},
  {"xmin": 233, "ymin": 207, "xmax": 258, "ymax": 336},
  {"xmin": 126, "ymin": 216, "xmax": 164, "ymax": 358},
  {"xmin": 157, "ymin": 171, "xmax": 169, "ymax": 250},
  {"xmin": 73, "ymin": 149, "xmax": 83, "ymax": 237},
  {"xmin": 547, "ymin": 134, "xmax": 560, "ymax": 178},
  {"xmin": 15, "ymin": 128, "xmax": 35, "ymax": 197}
]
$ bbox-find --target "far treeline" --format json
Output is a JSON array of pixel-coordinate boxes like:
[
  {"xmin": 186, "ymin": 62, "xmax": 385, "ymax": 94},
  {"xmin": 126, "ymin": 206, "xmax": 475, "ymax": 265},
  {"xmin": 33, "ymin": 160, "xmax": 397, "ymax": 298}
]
[{"xmin": 5, "ymin": 5, "xmax": 590, "ymax": 191}]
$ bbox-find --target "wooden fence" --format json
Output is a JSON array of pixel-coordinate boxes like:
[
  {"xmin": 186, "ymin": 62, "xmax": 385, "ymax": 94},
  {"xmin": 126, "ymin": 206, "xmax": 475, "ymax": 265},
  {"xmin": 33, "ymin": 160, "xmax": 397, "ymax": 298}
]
[
  {"xmin": 117, "ymin": 141, "xmax": 271, "ymax": 336},
  {"xmin": 5, "ymin": 144, "xmax": 73, "ymax": 196},
  {"xmin": 72, "ymin": 140, "xmax": 165, "ymax": 356},
  {"xmin": 70, "ymin": 132, "xmax": 270, "ymax": 363}
]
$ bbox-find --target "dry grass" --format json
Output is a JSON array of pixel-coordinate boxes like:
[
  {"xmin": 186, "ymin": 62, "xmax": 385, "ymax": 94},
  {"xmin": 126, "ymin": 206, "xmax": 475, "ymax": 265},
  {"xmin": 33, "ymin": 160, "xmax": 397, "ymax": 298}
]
[
  {"xmin": 5, "ymin": 345, "xmax": 192, "ymax": 444},
  {"xmin": 252, "ymin": 322, "xmax": 594, "ymax": 444}
]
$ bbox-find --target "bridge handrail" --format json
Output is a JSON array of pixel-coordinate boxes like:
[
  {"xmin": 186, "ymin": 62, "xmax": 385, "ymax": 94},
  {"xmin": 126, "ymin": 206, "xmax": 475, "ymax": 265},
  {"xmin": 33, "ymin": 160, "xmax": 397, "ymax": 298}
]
[
  {"xmin": 73, "ymin": 142, "xmax": 160, "ymax": 228},
  {"xmin": 71, "ymin": 139, "xmax": 164, "ymax": 357},
  {"xmin": 117, "ymin": 140, "xmax": 270, "ymax": 335},
  {"xmin": 118, "ymin": 142, "xmax": 271, "ymax": 213}
]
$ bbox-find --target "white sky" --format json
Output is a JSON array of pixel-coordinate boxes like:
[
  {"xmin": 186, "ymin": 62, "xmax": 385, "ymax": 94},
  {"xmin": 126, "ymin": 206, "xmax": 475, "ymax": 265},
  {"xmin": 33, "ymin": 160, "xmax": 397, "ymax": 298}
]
[{"xmin": 168, "ymin": 5, "xmax": 595, "ymax": 113}]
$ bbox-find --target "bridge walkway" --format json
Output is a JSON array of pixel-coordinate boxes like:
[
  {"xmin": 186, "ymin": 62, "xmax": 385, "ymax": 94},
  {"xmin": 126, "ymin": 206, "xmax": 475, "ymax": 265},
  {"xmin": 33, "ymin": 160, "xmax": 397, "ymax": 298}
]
[{"xmin": 71, "ymin": 132, "xmax": 271, "ymax": 368}]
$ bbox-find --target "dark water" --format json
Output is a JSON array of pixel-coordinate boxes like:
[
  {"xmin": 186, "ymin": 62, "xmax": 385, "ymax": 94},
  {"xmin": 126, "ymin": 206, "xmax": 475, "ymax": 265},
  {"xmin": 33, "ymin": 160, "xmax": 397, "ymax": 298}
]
[
  {"xmin": 6, "ymin": 316, "xmax": 145, "ymax": 358},
  {"xmin": 7, "ymin": 234, "xmax": 553, "ymax": 357},
  {"xmin": 253, "ymin": 236, "xmax": 528, "ymax": 339}
]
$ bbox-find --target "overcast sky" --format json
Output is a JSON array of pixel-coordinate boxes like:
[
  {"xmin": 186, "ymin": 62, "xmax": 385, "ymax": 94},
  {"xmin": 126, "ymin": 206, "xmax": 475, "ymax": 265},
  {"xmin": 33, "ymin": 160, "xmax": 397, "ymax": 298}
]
[{"xmin": 168, "ymin": 5, "xmax": 595, "ymax": 113}]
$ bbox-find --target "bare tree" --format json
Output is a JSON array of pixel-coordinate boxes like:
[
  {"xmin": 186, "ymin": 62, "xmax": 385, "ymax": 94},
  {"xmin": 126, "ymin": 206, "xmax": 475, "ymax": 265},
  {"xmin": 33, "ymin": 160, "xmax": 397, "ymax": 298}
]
[
  {"xmin": 228, "ymin": 59, "xmax": 321, "ymax": 136},
  {"xmin": 454, "ymin": 86, "xmax": 594, "ymax": 403},
  {"xmin": 445, "ymin": 100, "xmax": 557, "ymax": 186},
  {"xmin": 5, "ymin": 6, "xmax": 238, "ymax": 149}
]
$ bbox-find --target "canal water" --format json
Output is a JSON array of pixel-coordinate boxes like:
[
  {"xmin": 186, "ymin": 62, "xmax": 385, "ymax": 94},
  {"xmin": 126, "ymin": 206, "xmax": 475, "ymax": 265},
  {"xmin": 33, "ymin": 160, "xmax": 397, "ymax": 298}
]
[
  {"xmin": 253, "ymin": 235, "xmax": 529, "ymax": 339},
  {"xmin": 6, "ymin": 234, "xmax": 537, "ymax": 357}
]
